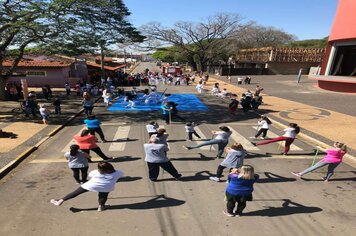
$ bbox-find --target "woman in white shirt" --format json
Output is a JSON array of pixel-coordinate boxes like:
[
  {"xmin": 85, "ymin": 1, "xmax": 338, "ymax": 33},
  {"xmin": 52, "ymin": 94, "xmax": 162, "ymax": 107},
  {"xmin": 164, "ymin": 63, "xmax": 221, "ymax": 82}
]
[
  {"xmin": 250, "ymin": 115, "xmax": 272, "ymax": 139},
  {"xmin": 146, "ymin": 121, "xmax": 159, "ymax": 138},
  {"xmin": 184, "ymin": 126, "xmax": 232, "ymax": 159},
  {"xmin": 50, "ymin": 162, "xmax": 124, "ymax": 212},
  {"xmin": 252, "ymin": 123, "xmax": 300, "ymax": 155}
]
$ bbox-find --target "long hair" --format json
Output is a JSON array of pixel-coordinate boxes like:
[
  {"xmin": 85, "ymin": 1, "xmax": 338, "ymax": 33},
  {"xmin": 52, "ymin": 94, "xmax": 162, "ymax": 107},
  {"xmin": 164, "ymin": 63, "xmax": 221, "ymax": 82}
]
[
  {"xmin": 98, "ymin": 162, "xmax": 115, "ymax": 174},
  {"xmin": 70, "ymin": 144, "xmax": 80, "ymax": 156},
  {"xmin": 239, "ymin": 165, "xmax": 255, "ymax": 180}
]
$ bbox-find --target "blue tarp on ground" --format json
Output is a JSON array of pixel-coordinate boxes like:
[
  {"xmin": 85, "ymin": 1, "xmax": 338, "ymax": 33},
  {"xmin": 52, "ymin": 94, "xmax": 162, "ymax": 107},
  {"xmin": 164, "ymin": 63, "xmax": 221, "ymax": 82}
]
[{"xmin": 107, "ymin": 93, "xmax": 208, "ymax": 111}]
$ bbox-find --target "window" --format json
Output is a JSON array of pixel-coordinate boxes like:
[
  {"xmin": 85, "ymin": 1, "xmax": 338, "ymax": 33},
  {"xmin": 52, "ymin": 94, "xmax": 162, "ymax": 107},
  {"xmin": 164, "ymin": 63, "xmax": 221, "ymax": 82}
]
[{"xmin": 26, "ymin": 71, "xmax": 47, "ymax": 77}]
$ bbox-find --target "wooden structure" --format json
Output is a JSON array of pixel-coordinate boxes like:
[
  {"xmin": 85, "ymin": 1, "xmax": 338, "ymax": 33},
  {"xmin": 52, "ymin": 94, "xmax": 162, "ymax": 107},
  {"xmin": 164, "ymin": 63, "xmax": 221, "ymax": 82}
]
[{"xmin": 235, "ymin": 47, "xmax": 325, "ymax": 74}]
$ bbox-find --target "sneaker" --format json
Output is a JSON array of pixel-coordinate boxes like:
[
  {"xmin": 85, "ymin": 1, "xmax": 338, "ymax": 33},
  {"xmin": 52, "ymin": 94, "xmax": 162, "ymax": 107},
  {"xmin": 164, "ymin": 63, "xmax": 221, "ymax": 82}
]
[
  {"xmin": 175, "ymin": 174, "xmax": 182, "ymax": 180},
  {"xmin": 209, "ymin": 176, "xmax": 221, "ymax": 182},
  {"xmin": 251, "ymin": 142, "xmax": 257, "ymax": 146},
  {"xmin": 222, "ymin": 210, "xmax": 234, "ymax": 217},
  {"xmin": 98, "ymin": 205, "xmax": 106, "ymax": 212},
  {"xmin": 261, "ymin": 137, "xmax": 266, "ymax": 140},
  {"xmin": 183, "ymin": 145, "xmax": 191, "ymax": 150},
  {"xmin": 321, "ymin": 177, "xmax": 329, "ymax": 182},
  {"xmin": 50, "ymin": 199, "xmax": 63, "ymax": 206},
  {"xmin": 291, "ymin": 172, "xmax": 302, "ymax": 178},
  {"xmin": 249, "ymin": 137, "xmax": 256, "ymax": 139}
]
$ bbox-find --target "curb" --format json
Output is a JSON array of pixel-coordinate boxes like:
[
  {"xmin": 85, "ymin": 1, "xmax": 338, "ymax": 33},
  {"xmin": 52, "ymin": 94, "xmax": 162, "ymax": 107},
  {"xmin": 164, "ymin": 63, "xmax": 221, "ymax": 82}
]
[{"xmin": 0, "ymin": 96, "xmax": 101, "ymax": 180}]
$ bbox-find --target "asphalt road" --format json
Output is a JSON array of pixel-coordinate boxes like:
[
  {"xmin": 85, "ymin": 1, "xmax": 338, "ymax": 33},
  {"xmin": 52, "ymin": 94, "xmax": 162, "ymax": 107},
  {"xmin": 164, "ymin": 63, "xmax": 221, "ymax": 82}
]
[{"xmin": 0, "ymin": 66, "xmax": 355, "ymax": 236}]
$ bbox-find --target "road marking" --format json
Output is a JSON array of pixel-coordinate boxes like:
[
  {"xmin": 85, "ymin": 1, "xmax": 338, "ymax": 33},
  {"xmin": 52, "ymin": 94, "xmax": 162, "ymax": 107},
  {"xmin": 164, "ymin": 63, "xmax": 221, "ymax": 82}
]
[
  {"xmin": 101, "ymin": 122, "xmax": 127, "ymax": 126},
  {"xmin": 227, "ymin": 126, "xmax": 259, "ymax": 151},
  {"xmin": 109, "ymin": 126, "xmax": 131, "ymax": 151},
  {"xmin": 30, "ymin": 158, "xmax": 104, "ymax": 163},
  {"xmin": 253, "ymin": 126, "xmax": 302, "ymax": 151},
  {"xmin": 61, "ymin": 127, "xmax": 86, "ymax": 152},
  {"xmin": 194, "ymin": 126, "xmax": 215, "ymax": 150}
]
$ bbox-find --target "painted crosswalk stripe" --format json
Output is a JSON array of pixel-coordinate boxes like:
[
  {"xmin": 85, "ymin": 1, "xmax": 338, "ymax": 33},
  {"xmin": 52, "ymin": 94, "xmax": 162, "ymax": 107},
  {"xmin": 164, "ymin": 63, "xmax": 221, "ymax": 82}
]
[
  {"xmin": 61, "ymin": 127, "xmax": 86, "ymax": 152},
  {"xmin": 252, "ymin": 126, "xmax": 302, "ymax": 151},
  {"xmin": 227, "ymin": 126, "xmax": 259, "ymax": 151},
  {"xmin": 194, "ymin": 126, "xmax": 215, "ymax": 150},
  {"xmin": 109, "ymin": 126, "xmax": 131, "ymax": 151}
]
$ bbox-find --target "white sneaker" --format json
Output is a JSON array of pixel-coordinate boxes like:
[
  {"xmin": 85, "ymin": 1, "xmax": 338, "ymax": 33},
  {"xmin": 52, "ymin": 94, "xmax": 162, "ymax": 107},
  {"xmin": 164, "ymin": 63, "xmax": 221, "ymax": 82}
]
[
  {"xmin": 249, "ymin": 137, "xmax": 256, "ymax": 139},
  {"xmin": 209, "ymin": 176, "xmax": 220, "ymax": 182},
  {"xmin": 50, "ymin": 199, "xmax": 63, "ymax": 206},
  {"xmin": 98, "ymin": 205, "xmax": 106, "ymax": 212}
]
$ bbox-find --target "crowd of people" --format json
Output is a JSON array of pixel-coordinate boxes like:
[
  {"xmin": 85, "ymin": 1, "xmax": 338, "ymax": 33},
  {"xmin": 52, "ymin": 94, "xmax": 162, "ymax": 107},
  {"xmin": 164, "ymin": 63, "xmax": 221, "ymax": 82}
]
[{"xmin": 6, "ymin": 70, "xmax": 347, "ymax": 217}]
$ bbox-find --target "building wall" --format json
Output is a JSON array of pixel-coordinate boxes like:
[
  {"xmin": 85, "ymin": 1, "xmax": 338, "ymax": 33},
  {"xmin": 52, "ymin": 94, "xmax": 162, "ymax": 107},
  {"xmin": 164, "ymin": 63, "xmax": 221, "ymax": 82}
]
[
  {"xmin": 266, "ymin": 62, "xmax": 320, "ymax": 75},
  {"xmin": 8, "ymin": 67, "xmax": 71, "ymax": 87}
]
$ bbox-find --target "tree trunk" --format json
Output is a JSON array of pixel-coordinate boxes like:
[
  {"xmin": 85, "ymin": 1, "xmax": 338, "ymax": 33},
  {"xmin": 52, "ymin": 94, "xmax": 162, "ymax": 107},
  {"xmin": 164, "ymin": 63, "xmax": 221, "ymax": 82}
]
[
  {"xmin": 100, "ymin": 45, "xmax": 105, "ymax": 82},
  {"xmin": 0, "ymin": 77, "xmax": 7, "ymax": 100}
]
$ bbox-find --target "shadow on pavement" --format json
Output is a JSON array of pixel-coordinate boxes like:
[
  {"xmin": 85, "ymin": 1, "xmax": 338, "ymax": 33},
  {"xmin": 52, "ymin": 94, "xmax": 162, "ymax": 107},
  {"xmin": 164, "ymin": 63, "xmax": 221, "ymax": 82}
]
[
  {"xmin": 257, "ymin": 172, "xmax": 296, "ymax": 183},
  {"xmin": 118, "ymin": 176, "xmax": 142, "ymax": 182},
  {"xmin": 69, "ymin": 194, "xmax": 185, "ymax": 212},
  {"xmin": 243, "ymin": 199, "xmax": 322, "ymax": 217}
]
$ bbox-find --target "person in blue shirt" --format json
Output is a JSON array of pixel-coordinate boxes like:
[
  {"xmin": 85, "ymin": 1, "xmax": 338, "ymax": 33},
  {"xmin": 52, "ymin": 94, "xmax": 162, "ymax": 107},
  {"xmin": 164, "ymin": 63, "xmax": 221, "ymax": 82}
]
[
  {"xmin": 161, "ymin": 102, "xmax": 172, "ymax": 124},
  {"xmin": 224, "ymin": 165, "xmax": 259, "ymax": 217},
  {"xmin": 84, "ymin": 115, "xmax": 107, "ymax": 142}
]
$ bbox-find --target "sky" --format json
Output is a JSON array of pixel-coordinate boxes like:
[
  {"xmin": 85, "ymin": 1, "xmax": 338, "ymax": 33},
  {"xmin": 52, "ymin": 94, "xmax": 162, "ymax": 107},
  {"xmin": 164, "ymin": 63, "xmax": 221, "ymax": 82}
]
[{"xmin": 124, "ymin": 0, "xmax": 338, "ymax": 40}]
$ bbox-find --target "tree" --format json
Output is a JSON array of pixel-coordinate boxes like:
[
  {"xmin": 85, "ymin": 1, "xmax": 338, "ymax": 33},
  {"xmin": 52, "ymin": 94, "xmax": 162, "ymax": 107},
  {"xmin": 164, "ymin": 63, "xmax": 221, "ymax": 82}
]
[
  {"xmin": 0, "ymin": 0, "xmax": 144, "ymax": 100},
  {"xmin": 235, "ymin": 25, "xmax": 296, "ymax": 48},
  {"xmin": 142, "ymin": 13, "xmax": 250, "ymax": 72},
  {"xmin": 284, "ymin": 38, "xmax": 328, "ymax": 48}
]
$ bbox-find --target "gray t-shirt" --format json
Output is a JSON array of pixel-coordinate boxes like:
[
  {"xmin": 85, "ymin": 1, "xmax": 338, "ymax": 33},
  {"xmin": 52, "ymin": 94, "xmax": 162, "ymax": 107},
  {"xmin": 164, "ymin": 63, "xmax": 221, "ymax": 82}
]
[
  {"xmin": 64, "ymin": 151, "xmax": 89, "ymax": 168},
  {"xmin": 214, "ymin": 131, "xmax": 232, "ymax": 141},
  {"xmin": 144, "ymin": 143, "xmax": 169, "ymax": 163},
  {"xmin": 220, "ymin": 149, "xmax": 246, "ymax": 168},
  {"xmin": 151, "ymin": 134, "xmax": 169, "ymax": 145}
]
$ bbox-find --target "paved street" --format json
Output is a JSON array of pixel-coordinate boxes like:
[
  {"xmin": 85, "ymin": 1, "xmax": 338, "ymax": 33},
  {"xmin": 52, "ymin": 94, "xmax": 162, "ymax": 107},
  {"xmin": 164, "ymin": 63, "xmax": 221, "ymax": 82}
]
[{"xmin": 0, "ymin": 63, "xmax": 355, "ymax": 236}]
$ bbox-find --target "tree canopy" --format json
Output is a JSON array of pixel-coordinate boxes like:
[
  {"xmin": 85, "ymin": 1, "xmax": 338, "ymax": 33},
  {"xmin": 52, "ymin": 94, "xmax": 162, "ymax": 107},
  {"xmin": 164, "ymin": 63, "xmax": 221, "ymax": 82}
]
[
  {"xmin": 0, "ymin": 0, "xmax": 144, "ymax": 100},
  {"xmin": 142, "ymin": 14, "xmax": 297, "ymax": 71}
]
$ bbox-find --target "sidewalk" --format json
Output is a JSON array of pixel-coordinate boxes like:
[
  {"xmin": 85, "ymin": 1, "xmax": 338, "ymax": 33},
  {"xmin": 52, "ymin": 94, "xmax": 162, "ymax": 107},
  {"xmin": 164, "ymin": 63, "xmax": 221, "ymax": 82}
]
[{"xmin": 0, "ymin": 89, "xmax": 88, "ymax": 172}]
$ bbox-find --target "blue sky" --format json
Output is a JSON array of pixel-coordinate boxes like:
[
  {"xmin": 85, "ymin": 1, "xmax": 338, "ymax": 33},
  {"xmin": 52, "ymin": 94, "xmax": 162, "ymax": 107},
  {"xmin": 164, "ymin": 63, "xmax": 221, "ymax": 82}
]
[{"xmin": 125, "ymin": 0, "xmax": 338, "ymax": 40}]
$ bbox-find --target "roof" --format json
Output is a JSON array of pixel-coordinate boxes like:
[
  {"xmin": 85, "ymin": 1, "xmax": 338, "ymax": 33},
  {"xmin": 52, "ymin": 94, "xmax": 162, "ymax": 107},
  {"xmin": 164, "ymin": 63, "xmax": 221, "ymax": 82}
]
[
  {"xmin": 86, "ymin": 61, "xmax": 126, "ymax": 71},
  {"xmin": 2, "ymin": 60, "xmax": 72, "ymax": 68}
]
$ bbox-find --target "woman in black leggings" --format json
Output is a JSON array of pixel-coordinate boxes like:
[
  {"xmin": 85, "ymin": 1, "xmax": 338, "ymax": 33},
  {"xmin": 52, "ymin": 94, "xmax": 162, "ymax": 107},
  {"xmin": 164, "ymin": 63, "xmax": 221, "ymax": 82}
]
[
  {"xmin": 64, "ymin": 144, "xmax": 91, "ymax": 184},
  {"xmin": 50, "ymin": 162, "xmax": 124, "ymax": 211},
  {"xmin": 74, "ymin": 129, "xmax": 112, "ymax": 160}
]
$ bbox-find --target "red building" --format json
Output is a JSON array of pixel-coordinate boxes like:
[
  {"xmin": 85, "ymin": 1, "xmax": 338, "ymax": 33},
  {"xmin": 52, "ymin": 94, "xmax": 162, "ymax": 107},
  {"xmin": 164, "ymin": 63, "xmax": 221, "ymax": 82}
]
[{"xmin": 314, "ymin": 0, "xmax": 356, "ymax": 93}]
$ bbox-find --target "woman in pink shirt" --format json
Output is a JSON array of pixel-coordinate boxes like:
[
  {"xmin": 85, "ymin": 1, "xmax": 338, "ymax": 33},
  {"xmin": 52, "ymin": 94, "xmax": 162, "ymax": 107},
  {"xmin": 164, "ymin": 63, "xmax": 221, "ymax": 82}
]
[
  {"xmin": 74, "ymin": 129, "xmax": 112, "ymax": 161},
  {"xmin": 292, "ymin": 142, "xmax": 347, "ymax": 181}
]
